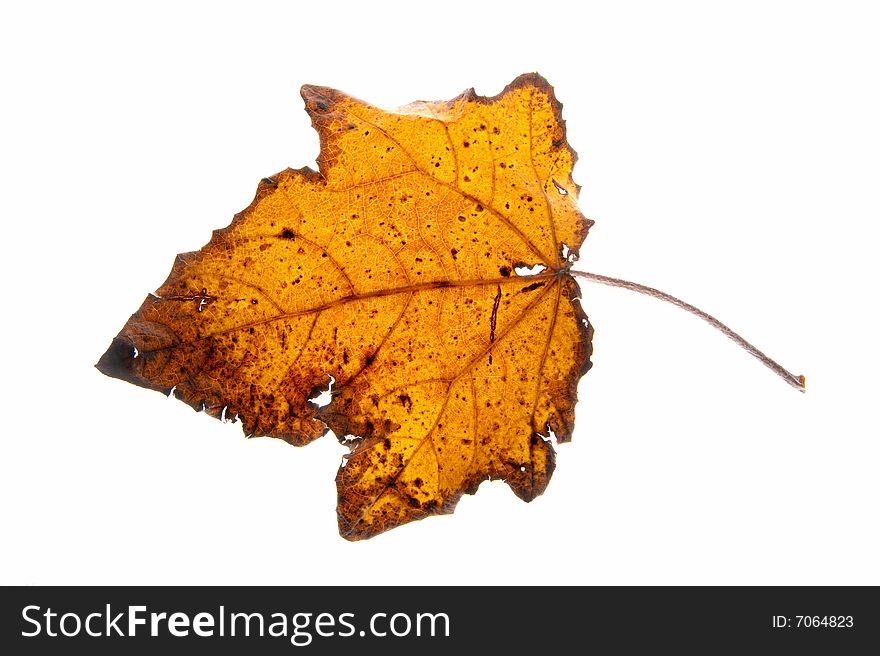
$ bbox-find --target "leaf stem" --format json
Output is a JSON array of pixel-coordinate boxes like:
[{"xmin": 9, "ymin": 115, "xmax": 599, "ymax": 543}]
[{"xmin": 569, "ymin": 270, "xmax": 806, "ymax": 392}]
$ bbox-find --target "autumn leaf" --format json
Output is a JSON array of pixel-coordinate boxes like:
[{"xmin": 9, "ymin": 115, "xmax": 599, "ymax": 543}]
[{"xmin": 97, "ymin": 73, "xmax": 594, "ymax": 540}]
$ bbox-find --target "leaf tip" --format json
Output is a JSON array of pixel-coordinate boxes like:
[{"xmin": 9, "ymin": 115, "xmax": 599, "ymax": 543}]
[
  {"xmin": 96, "ymin": 336, "xmax": 136, "ymax": 378},
  {"xmin": 300, "ymin": 84, "xmax": 340, "ymax": 116},
  {"xmin": 506, "ymin": 71, "xmax": 552, "ymax": 91},
  {"xmin": 95, "ymin": 336, "xmax": 159, "ymax": 393}
]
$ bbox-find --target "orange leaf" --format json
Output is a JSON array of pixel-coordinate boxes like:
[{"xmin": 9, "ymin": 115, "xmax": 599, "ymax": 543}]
[{"xmin": 97, "ymin": 73, "xmax": 594, "ymax": 540}]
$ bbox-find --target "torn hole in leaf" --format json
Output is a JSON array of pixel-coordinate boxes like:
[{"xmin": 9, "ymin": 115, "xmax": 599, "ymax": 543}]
[
  {"xmin": 537, "ymin": 425, "xmax": 558, "ymax": 448},
  {"xmin": 513, "ymin": 263, "xmax": 547, "ymax": 276},
  {"xmin": 132, "ymin": 347, "xmax": 139, "ymax": 358},
  {"xmin": 308, "ymin": 375, "xmax": 335, "ymax": 408},
  {"xmin": 220, "ymin": 405, "xmax": 228, "ymax": 423},
  {"xmin": 339, "ymin": 435, "xmax": 362, "ymax": 468},
  {"xmin": 552, "ymin": 179, "xmax": 568, "ymax": 195}
]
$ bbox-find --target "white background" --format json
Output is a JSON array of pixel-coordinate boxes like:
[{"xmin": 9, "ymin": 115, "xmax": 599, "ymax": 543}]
[{"xmin": 1, "ymin": 1, "xmax": 878, "ymax": 585}]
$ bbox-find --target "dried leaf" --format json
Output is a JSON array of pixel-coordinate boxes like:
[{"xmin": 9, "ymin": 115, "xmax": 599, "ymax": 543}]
[{"xmin": 97, "ymin": 73, "xmax": 593, "ymax": 540}]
